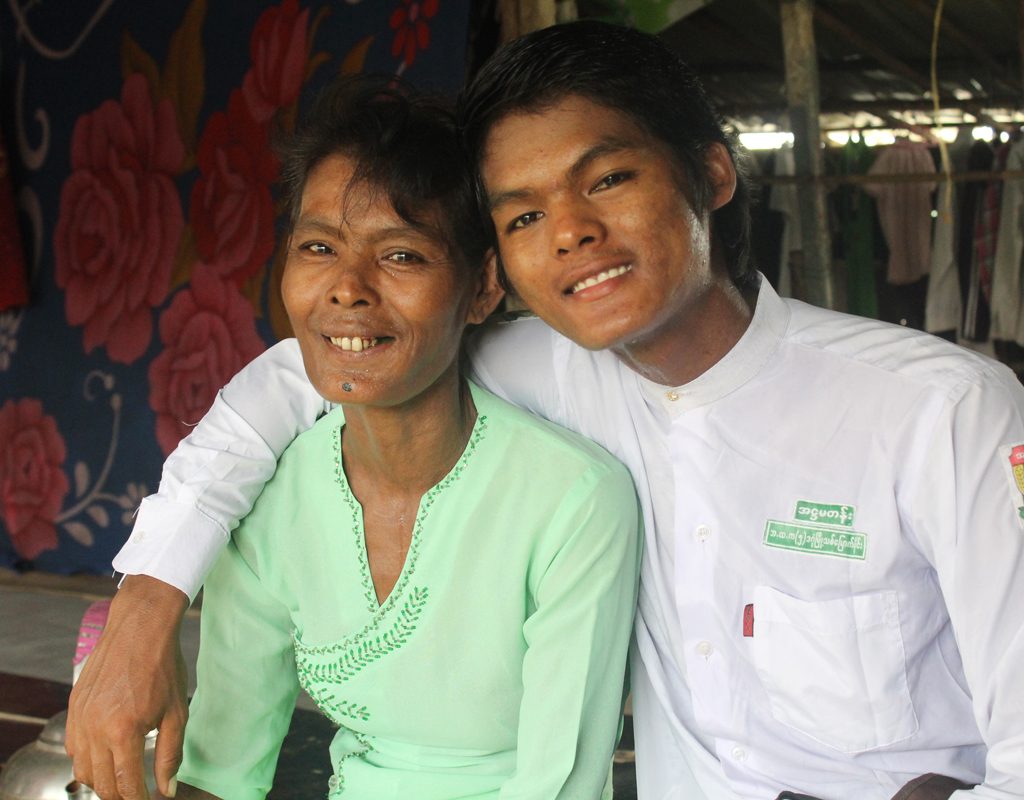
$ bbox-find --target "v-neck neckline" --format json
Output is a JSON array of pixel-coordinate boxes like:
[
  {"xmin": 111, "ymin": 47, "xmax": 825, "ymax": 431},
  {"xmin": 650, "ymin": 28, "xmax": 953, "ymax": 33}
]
[{"xmin": 330, "ymin": 393, "xmax": 490, "ymax": 615}]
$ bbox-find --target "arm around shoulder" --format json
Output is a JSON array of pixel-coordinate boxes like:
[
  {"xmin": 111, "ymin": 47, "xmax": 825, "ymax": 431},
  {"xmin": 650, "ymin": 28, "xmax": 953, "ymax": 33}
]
[{"xmin": 113, "ymin": 338, "xmax": 326, "ymax": 601}]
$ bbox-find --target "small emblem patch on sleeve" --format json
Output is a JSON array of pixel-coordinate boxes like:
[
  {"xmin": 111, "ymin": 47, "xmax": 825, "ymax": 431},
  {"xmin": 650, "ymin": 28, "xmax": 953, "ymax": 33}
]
[{"xmin": 1002, "ymin": 443, "xmax": 1024, "ymax": 528}]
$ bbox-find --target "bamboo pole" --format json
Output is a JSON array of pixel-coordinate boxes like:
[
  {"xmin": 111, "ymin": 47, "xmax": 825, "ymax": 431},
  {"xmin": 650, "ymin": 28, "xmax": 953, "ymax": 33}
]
[{"xmin": 779, "ymin": 0, "xmax": 834, "ymax": 308}]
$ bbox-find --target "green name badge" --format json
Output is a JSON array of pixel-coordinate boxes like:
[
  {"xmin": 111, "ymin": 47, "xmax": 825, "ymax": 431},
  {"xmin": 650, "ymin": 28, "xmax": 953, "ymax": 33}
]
[
  {"xmin": 764, "ymin": 520, "xmax": 867, "ymax": 560},
  {"xmin": 793, "ymin": 500, "xmax": 855, "ymax": 527}
]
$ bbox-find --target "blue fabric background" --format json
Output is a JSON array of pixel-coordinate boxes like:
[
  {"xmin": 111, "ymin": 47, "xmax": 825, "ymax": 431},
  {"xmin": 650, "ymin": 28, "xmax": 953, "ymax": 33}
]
[{"xmin": 0, "ymin": 0, "xmax": 470, "ymax": 574}]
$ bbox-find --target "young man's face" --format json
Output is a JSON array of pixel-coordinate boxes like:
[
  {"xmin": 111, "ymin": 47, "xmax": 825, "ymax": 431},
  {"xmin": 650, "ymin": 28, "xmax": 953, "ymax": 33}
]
[{"xmin": 481, "ymin": 95, "xmax": 734, "ymax": 355}]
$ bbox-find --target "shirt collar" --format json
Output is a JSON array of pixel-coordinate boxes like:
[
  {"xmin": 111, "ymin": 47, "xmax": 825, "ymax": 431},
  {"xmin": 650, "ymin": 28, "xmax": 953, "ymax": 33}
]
[{"xmin": 635, "ymin": 274, "xmax": 790, "ymax": 417}]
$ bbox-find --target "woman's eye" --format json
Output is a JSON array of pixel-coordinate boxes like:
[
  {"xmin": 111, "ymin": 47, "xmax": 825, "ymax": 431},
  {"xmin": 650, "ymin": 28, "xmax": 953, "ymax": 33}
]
[
  {"xmin": 300, "ymin": 241, "xmax": 334, "ymax": 256},
  {"xmin": 384, "ymin": 251, "xmax": 422, "ymax": 264},
  {"xmin": 593, "ymin": 171, "xmax": 633, "ymax": 192},
  {"xmin": 507, "ymin": 211, "xmax": 544, "ymax": 233}
]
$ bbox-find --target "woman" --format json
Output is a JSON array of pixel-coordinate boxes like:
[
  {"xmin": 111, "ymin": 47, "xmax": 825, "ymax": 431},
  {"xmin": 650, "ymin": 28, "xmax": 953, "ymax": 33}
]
[{"xmin": 175, "ymin": 76, "xmax": 641, "ymax": 799}]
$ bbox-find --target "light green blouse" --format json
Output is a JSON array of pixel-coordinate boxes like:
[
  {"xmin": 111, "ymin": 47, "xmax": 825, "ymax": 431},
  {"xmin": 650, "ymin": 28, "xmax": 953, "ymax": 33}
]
[{"xmin": 179, "ymin": 382, "xmax": 641, "ymax": 799}]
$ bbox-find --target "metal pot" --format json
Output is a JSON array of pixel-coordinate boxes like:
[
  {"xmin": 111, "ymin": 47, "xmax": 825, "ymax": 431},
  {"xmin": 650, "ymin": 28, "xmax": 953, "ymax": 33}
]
[{"xmin": 0, "ymin": 711, "xmax": 158, "ymax": 800}]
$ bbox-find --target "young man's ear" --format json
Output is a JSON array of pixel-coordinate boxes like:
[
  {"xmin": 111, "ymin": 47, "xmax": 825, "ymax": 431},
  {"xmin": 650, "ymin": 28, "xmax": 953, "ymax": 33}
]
[{"xmin": 466, "ymin": 250, "xmax": 506, "ymax": 325}]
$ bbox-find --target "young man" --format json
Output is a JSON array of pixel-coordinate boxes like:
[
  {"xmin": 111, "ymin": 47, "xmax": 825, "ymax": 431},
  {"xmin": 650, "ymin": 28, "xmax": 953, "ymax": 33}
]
[{"xmin": 68, "ymin": 21, "xmax": 1024, "ymax": 800}]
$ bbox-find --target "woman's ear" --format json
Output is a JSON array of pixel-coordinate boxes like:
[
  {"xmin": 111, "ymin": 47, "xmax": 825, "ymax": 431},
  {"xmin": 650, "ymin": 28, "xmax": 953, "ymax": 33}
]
[
  {"xmin": 466, "ymin": 250, "xmax": 505, "ymax": 325},
  {"xmin": 705, "ymin": 142, "xmax": 737, "ymax": 211}
]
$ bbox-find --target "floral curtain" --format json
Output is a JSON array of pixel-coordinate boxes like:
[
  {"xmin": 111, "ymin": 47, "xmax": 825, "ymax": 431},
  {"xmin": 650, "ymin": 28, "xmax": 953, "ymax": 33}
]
[{"xmin": 0, "ymin": 0, "xmax": 470, "ymax": 574}]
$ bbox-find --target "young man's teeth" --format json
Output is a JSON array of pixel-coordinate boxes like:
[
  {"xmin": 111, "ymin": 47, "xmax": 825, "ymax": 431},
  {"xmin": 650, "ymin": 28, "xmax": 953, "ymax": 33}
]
[
  {"xmin": 329, "ymin": 336, "xmax": 379, "ymax": 351},
  {"xmin": 572, "ymin": 265, "xmax": 631, "ymax": 294}
]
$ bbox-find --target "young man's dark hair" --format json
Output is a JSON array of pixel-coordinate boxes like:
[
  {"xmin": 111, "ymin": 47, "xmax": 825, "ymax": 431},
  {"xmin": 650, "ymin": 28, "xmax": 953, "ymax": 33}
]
[
  {"xmin": 458, "ymin": 19, "xmax": 755, "ymax": 290},
  {"xmin": 279, "ymin": 74, "xmax": 490, "ymax": 276}
]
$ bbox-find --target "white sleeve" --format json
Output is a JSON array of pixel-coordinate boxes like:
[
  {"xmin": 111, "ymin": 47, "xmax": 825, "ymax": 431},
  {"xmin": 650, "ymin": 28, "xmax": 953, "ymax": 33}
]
[
  {"xmin": 112, "ymin": 339, "xmax": 327, "ymax": 601},
  {"xmin": 909, "ymin": 364, "xmax": 1024, "ymax": 800}
]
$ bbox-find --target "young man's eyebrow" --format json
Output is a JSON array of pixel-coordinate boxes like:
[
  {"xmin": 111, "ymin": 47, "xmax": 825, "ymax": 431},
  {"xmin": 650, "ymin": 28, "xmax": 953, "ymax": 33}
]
[
  {"xmin": 487, "ymin": 187, "xmax": 532, "ymax": 212},
  {"xmin": 566, "ymin": 137, "xmax": 640, "ymax": 183},
  {"xmin": 486, "ymin": 135, "xmax": 643, "ymax": 212}
]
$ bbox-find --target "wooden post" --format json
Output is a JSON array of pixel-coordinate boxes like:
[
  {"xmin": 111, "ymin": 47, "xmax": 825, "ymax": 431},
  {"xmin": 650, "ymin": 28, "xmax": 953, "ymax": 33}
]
[
  {"xmin": 1019, "ymin": 0, "xmax": 1024, "ymax": 104},
  {"xmin": 779, "ymin": 0, "xmax": 834, "ymax": 309},
  {"xmin": 498, "ymin": 0, "xmax": 557, "ymax": 42}
]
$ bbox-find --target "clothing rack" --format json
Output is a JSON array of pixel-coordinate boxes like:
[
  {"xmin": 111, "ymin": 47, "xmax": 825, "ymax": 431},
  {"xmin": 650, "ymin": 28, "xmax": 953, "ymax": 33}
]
[{"xmin": 759, "ymin": 169, "xmax": 1024, "ymax": 186}]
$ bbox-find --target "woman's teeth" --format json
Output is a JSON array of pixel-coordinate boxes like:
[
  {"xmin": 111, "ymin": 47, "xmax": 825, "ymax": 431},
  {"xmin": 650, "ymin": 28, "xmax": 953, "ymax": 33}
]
[
  {"xmin": 329, "ymin": 336, "xmax": 380, "ymax": 352},
  {"xmin": 571, "ymin": 264, "xmax": 631, "ymax": 294}
]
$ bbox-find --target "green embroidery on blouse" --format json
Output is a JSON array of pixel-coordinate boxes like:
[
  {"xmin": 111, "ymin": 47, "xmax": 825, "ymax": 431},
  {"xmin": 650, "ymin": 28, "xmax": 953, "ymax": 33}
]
[
  {"xmin": 331, "ymin": 427, "xmax": 379, "ymax": 613},
  {"xmin": 295, "ymin": 586, "xmax": 429, "ymax": 677},
  {"xmin": 327, "ymin": 726, "xmax": 374, "ymax": 798},
  {"xmin": 331, "ymin": 413, "xmax": 489, "ymax": 616},
  {"xmin": 294, "ymin": 587, "xmax": 428, "ymax": 728},
  {"xmin": 311, "ymin": 411, "xmax": 488, "ymax": 794},
  {"xmin": 306, "ymin": 685, "xmax": 370, "ymax": 724}
]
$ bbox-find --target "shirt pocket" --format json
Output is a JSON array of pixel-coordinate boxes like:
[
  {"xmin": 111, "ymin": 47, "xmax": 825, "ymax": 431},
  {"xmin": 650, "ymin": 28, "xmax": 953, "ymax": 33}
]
[{"xmin": 751, "ymin": 585, "xmax": 919, "ymax": 753}]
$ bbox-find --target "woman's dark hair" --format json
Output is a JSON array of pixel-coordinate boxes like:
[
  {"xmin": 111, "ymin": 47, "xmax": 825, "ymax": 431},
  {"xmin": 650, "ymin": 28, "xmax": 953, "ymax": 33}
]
[
  {"xmin": 457, "ymin": 20, "xmax": 755, "ymax": 290},
  {"xmin": 280, "ymin": 74, "xmax": 489, "ymax": 275}
]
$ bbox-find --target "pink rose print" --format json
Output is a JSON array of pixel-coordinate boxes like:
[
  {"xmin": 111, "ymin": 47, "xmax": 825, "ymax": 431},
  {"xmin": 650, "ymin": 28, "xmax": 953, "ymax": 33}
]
[
  {"xmin": 148, "ymin": 269, "xmax": 266, "ymax": 456},
  {"xmin": 0, "ymin": 398, "xmax": 69, "ymax": 560},
  {"xmin": 190, "ymin": 90, "xmax": 279, "ymax": 287},
  {"xmin": 390, "ymin": 0, "xmax": 438, "ymax": 67},
  {"xmin": 242, "ymin": 0, "xmax": 311, "ymax": 122},
  {"xmin": 54, "ymin": 73, "xmax": 185, "ymax": 364}
]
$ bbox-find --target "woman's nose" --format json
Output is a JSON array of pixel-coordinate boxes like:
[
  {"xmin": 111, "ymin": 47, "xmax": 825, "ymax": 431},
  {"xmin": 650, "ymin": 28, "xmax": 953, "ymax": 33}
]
[{"xmin": 328, "ymin": 262, "xmax": 379, "ymax": 307}]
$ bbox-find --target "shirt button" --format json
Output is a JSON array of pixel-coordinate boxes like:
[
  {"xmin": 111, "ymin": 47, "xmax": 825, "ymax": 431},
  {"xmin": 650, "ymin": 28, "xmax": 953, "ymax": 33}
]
[
  {"xmin": 133, "ymin": 530, "xmax": 146, "ymax": 542},
  {"xmin": 731, "ymin": 746, "xmax": 747, "ymax": 761},
  {"xmin": 696, "ymin": 641, "xmax": 713, "ymax": 658},
  {"xmin": 328, "ymin": 775, "xmax": 339, "ymax": 789},
  {"xmin": 666, "ymin": 390, "xmax": 680, "ymax": 401},
  {"xmin": 696, "ymin": 524, "xmax": 711, "ymax": 542}
]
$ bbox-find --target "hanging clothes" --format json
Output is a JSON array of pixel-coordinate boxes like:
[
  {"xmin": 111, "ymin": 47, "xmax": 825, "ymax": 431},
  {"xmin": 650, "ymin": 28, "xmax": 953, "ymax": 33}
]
[
  {"xmin": 976, "ymin": 141, "xmax": 1011, "ymax": 308},
  {"xmin": 749, "ymin": 151, "xmax": 785, "ymax": 292},
  {"xmin": 926, "ymin": 129, "xmax": 974, "ymax": 337},
  {"xmin": 928, "ymin": 180, "xmax": 960, "ymax": 335},
  {"xmin": 991, "ymin": 137, "xmax": 1024, "ymax": 347},
  {"xmin": 835, "ymin": 136, "xmax": 879, "ymax": 318},
  {"xmin": 0, "ymin": 129, "xmax": 29, "ymax": 311},
  {"xmin": 958, "ymin": 141, "xmax": 994, "ymax": 341},
  {"xmin": 769, "ymin": 145, "xmax": 797, "ymax": 297},
  {"xmin": 864, "ymin": 141, "xmax": 937, "ymax": 285}
]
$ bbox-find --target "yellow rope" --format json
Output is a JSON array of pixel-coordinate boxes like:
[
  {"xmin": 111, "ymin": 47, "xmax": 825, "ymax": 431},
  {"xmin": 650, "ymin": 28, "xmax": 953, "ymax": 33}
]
[{"xmin": 931, "ymin": 0, "xmax": 954, "ymax": 214}]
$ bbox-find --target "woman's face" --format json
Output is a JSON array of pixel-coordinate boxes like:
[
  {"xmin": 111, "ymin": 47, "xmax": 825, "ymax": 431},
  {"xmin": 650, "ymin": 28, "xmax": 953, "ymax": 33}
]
[{"xmin": 282, "ymin": 153, "xmax": 499, "ymax": 407}]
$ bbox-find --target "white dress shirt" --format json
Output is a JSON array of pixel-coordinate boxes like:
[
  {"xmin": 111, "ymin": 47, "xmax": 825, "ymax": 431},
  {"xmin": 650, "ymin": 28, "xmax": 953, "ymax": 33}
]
[{"xmin": 115, "ymin": 277, "xmax": 1024, "ymax": 800}]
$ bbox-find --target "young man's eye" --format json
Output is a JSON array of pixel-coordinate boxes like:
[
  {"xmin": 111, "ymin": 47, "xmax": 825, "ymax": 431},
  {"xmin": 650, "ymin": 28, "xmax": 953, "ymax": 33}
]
[
  {"xmin": 507, "ymin": 211, "xmax": 544, "ymax": 233},
  {"xmin": 592, "ymin": 171, "xmax": 633, "ymax": 192}
]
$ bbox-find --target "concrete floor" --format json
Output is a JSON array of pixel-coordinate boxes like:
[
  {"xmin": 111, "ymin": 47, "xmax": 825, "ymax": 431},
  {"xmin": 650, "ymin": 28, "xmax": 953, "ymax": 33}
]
[
  {"xmin": 0, "ymin": 569, "xmax": 318, "ymax": 709},
  {"xmin": 0, "ymin": 574, "xmax": 200, "ymax": 691}
]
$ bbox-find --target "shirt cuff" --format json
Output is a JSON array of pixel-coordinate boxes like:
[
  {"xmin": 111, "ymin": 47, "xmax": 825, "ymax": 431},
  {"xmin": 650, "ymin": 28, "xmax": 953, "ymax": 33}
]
[{"xmin": 112, "ymin": 496, "xmax": 229, "ymax": 603}]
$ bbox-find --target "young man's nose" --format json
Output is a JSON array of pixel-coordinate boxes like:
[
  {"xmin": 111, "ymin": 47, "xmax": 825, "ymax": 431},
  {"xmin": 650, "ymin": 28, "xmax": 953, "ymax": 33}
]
[{"xmin": 551, "ymin": 200, "xmax": 605, "ymax": 255}]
